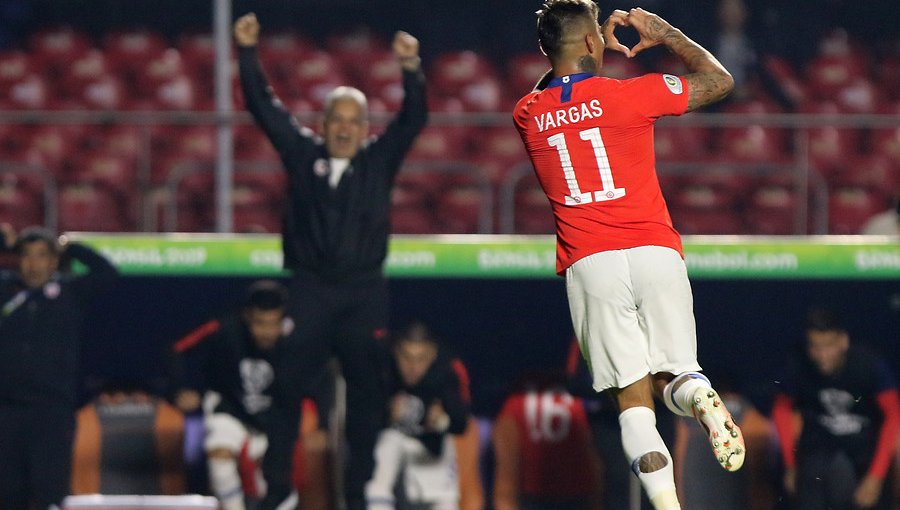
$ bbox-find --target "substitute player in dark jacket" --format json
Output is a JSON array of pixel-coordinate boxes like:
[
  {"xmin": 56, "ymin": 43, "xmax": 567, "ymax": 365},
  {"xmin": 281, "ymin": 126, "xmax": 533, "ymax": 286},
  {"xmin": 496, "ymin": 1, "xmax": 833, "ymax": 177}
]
[
  {"xmin": 0, "ymin": 224, "xmax": 118, "ymax": 509},
  {"xmin": 773, "ymin": 307, "xmax": 900, "ymax": 510},
  {"xmin": 366, "ymin": 322, "xmax": 471, "ymax": 509},
  {"xmin": 172, "ymin": 280, "xmax": 297, "ymax": 510},
  {"xmin": 234, "ymin": 13, "xmax": 427, "ymax": 510}
]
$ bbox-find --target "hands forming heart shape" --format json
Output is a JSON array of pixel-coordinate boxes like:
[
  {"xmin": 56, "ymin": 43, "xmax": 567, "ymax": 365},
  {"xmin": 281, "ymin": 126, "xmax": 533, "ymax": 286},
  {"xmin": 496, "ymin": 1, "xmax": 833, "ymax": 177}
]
[{"xmin": 602, "ymin": 8, "xmax": 673, "ymax": 59}]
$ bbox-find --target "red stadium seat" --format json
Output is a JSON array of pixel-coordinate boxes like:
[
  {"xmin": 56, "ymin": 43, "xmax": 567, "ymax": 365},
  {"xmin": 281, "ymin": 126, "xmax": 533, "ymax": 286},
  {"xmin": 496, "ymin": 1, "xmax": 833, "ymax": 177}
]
[
  {"xmin": 58, "ymin": 50, "xmax": 109, "ymax": 98},
  {"xmin": 761, "ymin": 56, "xmax": 807, "ymax": 106},
  {"xmin": 232, "ymin": 185, "xmax": 280, "ymax": 233},
  {"xmin": 429, "ymin": 51, "xmax": 495, "ymax": 97},
  {"xmin": 391, "ymin": 206, "xmax": 436, "ymax": 235},
  {"xmin": 355, "ymin": 49, "xmax": 401, "ymax": 101},
  {"xmin": 879, "ymin": 56, "xmax": 900, "ymax": 101},
  {"xmin": 281, "ymin": 50, "xmax": 347, "ymax": 101},
  {"xmin": 872, "ymin": 123, "xmax": 900, "ymax": 164},
  {"xmin": 142, "ymin": 49, "xmax": 187, "ymax": 92},
  {"xmin": 394, "ymin": 167, "xmax": 442, "ymax": 200},
  {"xmin": 326, "ymin": 27, "xmax": 389, "ymax": 78},
  {"xmin": 506, "ymin": 52, "xmax": 550, "ymax": 98},
  {"xmin": 471, "ymin": 127, "xmax": 528, "ymax": 170},
  {"xmin": 57, "ymin": 183, "xmax": 131, "ymax": 232},
  {"xmin": 435, "ymin": 173, "xmax": 492, "ymax": 234},
  {"xmin": 73, "ymin": 151, "xmax": 138, "ymax": 197},
  {"xmin": 28, "ymin": 26, "xmax": 92, "ymax": 74},
  {"xmin": 834, "ymin": 77, "xmax": 884, "ymax": 113},
  {"xmin": 101, "ymin": 125, "xmax": 148, "ymax": 160},
  {"xmin": 233, "ymin": 169, "xmax": 286, "ymax": 200},
  {"xmin": 177, "ymin": 32, "xmax": 215, "ymax": 96},
  {"xmin": 6, "ymin": 73, "xmax": 50, "ymax": 110},
  {"xmin": 831, "ymin": 154, "xmax": 899, "ymax": 191},
  {"xmin": 391, "ymin": 181, "xmax": 428, "ymax": 210},
  {"xmin": 257, "ymin": 31, "xmax": 315, "ymax": 86},
  {"xmin": 167, "ymin": 126, "xmax": 217, "ymax": 160},
  {"xmin": 406, "ymin": 126, "xmax": 469, "ymax": 163},
  {"xmin": 173, "ymin": 171, "xmax": 214, "ymax": 232},
  {"xmin": 717, "ymin": 100, "xmax": 789, "ymax": 162},
  {"xmin": 828, "ymin": 186, "xmax": 886, "ymax": 234},
  {"xmin": 654, "ymin": 126, "xmax": 711, "ymax": 162},
  {"xmin": 391, "ymin": 168, "xmax": 440, "ymax": 234},
  {"xmin": 513, "ymin": 187, "xmax": 554, "ymax": 234},
  {"xmin": 19, "ymin": 125, "xmax": 82, "ymax": 177},
  {"xmin": 509, "ymin": 173, "xmax": 554, "ymax": 235},
  {"xmin": 670, "ymin": 170, "xmax": 746, "ymax": 211},
  {"xmin": 672, "ymin": 208, "xmax": 743, "ymax": 235},
  {"xmin": 234, "ymin": 125, "xmax": 278, "ymax": 161},
  {"xmin": 800, "ymin": 100, "xmax": 862, "ymax": 175},
  {"xmin": 0, "ymin": 184, "xmax": 42, "ymax": 229},
  {"xmin": 153, "ymin": 74, "xmax": 197, "ymax": 110},
  {"xmin": 72, "ymin": 75, "xmax": 127, "ymax": 111},
  {"xmin": 0, "ymin": 121, "xmax": 30, "ymax": 158},
  {"xmin": 458, "ymin": 75, "xmax": 506, "ymax": 112},
  {"xmin": 0, "ymin": 51, "xmax": 34, "ymax": 96},
  {"xmin": 805, "ymin": 54, "xmax": 867, "ymax": 101},
  {"xmin": 104, "ymin": 29, "xmax": 168, "ymax": 78},
  {"xmin": 744, "ymin": 175, "xmax": 801, "ymax": 235}
]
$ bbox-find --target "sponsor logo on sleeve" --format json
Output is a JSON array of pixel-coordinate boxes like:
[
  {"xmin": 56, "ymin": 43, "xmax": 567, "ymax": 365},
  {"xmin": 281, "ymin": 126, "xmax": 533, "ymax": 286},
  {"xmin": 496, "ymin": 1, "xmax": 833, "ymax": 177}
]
[{"xmin": 663, "ymin": 74, "xmax": 683, "ymax": 95}]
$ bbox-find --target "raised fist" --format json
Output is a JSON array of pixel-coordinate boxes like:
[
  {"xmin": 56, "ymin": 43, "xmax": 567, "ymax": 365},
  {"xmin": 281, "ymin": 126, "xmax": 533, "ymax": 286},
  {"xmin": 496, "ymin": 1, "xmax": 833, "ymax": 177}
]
[
  {"xmin": 392, "ymin": 31, "xmax": 420, "ymax": 70},
  {"xmin": 233, "ymin": 13, "xmax": 260, "ymax": 48}
]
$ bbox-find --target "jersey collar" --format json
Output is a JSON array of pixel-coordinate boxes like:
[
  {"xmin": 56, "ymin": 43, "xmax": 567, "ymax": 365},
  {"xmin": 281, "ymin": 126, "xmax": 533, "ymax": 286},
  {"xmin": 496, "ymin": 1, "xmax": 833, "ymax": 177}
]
[
  {"xmin": 547, "ymin": 73, "xmax": 594, "ymax": 103},
  {"xmin": 546, "ymin": 73, "xmax": 595, "ymax": 88}
]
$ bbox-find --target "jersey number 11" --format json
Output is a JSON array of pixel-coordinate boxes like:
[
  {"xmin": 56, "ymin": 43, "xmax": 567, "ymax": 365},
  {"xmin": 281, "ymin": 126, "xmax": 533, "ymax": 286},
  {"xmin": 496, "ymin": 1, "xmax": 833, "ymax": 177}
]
[{"xmin": 547, "ymin": 127, "xmax": 626, "ymax": 206}]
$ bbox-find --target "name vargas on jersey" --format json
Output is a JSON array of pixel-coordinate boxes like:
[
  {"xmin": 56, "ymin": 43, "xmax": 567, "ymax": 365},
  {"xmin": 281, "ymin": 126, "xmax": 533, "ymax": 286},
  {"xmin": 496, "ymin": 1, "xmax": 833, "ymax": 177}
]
[{"xmin": 534, "ymin": 99, "xmax": 603, "ymax": 133}]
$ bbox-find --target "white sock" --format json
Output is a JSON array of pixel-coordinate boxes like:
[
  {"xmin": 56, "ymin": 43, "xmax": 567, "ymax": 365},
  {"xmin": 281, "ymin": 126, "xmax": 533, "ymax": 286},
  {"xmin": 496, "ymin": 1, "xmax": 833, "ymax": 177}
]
[
  {"xmin": 663, "ymin": 372, "xmax": 712, "ymax": 417},
  {"xmin": 208, "ymin": 457, "xmax": 245, "ymax": 510},
  {"xmin": 619, "ymin": 406, "xmax": 680, "ymax": 510}
]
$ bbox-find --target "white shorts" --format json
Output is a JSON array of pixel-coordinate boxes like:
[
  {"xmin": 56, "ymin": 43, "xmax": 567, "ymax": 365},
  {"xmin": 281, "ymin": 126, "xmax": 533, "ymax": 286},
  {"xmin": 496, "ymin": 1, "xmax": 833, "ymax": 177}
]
[
  {"xmin": 365, "ymin": 428, "xmax": 459, "ymax": 508},
  {"xmin": 203, "ymin": 392, "xmax": 268, "ymax": 460},
  {"xmin": 566, "ymin": 246, "xmax": 702, "ymax": 392}
]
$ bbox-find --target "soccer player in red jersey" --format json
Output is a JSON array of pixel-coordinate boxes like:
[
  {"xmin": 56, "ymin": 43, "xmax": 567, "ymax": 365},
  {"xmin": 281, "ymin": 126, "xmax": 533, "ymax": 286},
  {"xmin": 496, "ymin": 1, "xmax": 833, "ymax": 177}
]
[{"xmin": 513, "ymin": 3, "xmax": 741, "ymax": 509}]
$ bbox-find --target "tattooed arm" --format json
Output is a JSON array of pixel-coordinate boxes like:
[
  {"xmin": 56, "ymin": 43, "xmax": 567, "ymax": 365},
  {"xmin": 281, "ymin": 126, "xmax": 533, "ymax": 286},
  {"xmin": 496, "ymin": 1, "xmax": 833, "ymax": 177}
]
[{"xmin": 625, "ymin": 8, "xmax": 734, "ymax": 112}]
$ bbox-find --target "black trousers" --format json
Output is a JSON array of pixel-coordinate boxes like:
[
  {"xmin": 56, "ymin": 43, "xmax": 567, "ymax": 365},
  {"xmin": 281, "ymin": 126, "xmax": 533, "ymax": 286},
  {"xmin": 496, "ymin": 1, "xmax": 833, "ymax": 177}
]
[
  {"xmin": 796, "ymin": 449, "xmax": 892, "ymax": 510},
  {"xmin": 282, "ymin": 273, "xmax": 391, "ymax": 510},
  {"xmin": 0, "ymin": 404, "xmax": 74, "ymax": 510}
]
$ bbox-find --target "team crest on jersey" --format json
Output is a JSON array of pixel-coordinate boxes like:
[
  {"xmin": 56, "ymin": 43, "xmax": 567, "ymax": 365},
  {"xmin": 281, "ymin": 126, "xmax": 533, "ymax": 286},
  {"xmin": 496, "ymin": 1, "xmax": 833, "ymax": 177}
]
[
  {"xmin": 663, "ymin": 74, "xmax": 683, "ymax": 95},
  {"xmin": 44, "ymin": 282, "xmax": 60, "ymax": 299},
  {"xmin": 313, "ymin": 158, "xmax": 329, "ymax": 177}
]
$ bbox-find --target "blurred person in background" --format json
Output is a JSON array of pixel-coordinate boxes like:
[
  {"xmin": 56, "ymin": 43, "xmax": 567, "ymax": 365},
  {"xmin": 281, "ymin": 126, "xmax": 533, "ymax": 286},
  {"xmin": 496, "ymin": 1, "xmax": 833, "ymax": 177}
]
[
  {"xmin": 234, "ymin": 13, "xmax": 427, "ymax": 510},
  {"xmin": 514, "ymin": 3, "xmax": 740, "ymax": 509},
  {"xmin": 711, "ymin": 0, "xmax": 757, "ymax": 101},
  {"xmin": 772, "ymin": 307, "xmax": 900, "ymax": 510},
  {"xmin": 0, "ymin": 224, "xmax": 118, "ymax": 509},
  {"xmin": 492, "ymin": 369, "xmax": 602, "ymax": 510},
  {"xmin": 171, "ymin": 280, "xmax": 300, "ymax": 510},
  {"xmin": 365, "ymin": 322, "xmax": 471, "ymax": 510}
]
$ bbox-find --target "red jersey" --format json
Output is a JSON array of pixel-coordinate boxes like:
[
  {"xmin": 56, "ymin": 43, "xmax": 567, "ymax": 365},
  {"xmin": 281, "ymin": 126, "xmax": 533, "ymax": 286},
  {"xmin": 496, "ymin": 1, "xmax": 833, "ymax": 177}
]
[
  {"xmin": 513, "ymin": 72, "xmax": 689, "ymax": 274},
  {"xmin": 496, "ymin": 388, "xmax": 596, "ymax": 498}
]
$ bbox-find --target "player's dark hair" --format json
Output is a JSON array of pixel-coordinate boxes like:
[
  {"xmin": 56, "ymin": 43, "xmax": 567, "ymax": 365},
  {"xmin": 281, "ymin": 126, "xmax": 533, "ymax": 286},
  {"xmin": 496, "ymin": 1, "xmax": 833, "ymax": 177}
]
[
  {"xmin": 395, "ymin": 320, "xmax": 439, "ymax": 347},
  {"xmin": 806, "ymin": 306, "xmax": 845, "ymax": 332},
  {"xmin": 244, "ymin": 279, "xmax": 288, "ymax": 311},
  {"xmin": 15, "ymin": 226, "xmax": 59, "ymax": 255},
  {"xmin": 536, "ymin": 0, "xmax": 600, "ymax": 60}
]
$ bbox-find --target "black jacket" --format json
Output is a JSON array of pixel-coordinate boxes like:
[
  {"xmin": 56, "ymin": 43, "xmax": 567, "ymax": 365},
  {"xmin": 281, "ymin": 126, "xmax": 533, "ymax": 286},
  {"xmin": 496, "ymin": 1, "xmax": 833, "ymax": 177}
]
[
  {"xmin": 172, "ymin": 314, "xmax": 298, "ymax": 434},
  {"xmin": 389, "ymin": 350, "xmax": 470, "ymax": 456},
  {"xmin": 0, "ymin": 243, "xmax": 118, "ymax": 408},
  {"xmin": 238, "ymin": 46, "xmax": 427, "ymax": 283}
]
